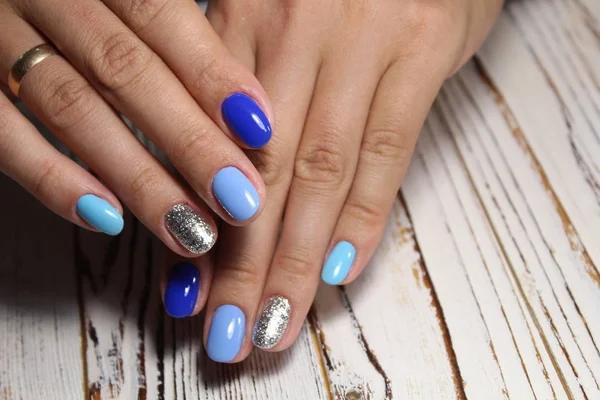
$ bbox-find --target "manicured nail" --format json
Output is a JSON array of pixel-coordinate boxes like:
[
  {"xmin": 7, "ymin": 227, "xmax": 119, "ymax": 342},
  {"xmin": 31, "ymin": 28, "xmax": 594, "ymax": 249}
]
[
  {"xmin": 212, "ymin": 166, "xmax": 260, "ymax": 221},
  {"xmin": 76, "ymin": 194, "xmax": 123, "ymax": 236},
  {"xmin": 164, "ymin": 204, "xmax": 216, "ymax": 254},
  {"xmin": 222, "ymin": 93, "xmax": 272, "ymax": 148},
  {"xmin": 252, "ymin": 296, "xmax": 291, "ymax": 349},
  {"xmin": 206, "ymin": 305, "xmax": 246, "ymax": 362},
  {"xmin": 321, "ymin": 241, "xmax": 356, "ymax": 285},
  {"xmin": 164, "ymin": 263, "xmax": 200, "ymax": 318}
]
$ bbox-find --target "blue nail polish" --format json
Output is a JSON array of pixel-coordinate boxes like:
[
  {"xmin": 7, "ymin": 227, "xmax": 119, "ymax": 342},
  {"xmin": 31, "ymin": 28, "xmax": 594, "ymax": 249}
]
[
  {"xmin": 321, "ymin": 241, "xmax": 356, "ymax": 285},
  {"xmin": 164, "ymin": 263, "xmax": 200, "ymax": 318},
  {"xmin": 212, "ymin": 167, "xmax": 260, "ymax": 221},
  {"xmin": 222, "ymin": 93, "xmax": 272, "ymax": 149},
  {"xmin": 206, "ymin": 305, "xmax": 245, "ymax": 362},
  {"xmin": 76, "ymin": 194, "xmax": 124, "ymax": 236}
]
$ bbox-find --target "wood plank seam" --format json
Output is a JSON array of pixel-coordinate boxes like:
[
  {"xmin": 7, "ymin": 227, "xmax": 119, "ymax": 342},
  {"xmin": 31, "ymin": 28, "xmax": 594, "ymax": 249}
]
[
  {"xmin": 399, "ymin": 193, "xmax": 469, "ymax": 400},
  {"xmin": 472, "ymin": 54, "xmax": 600, "ymax": 389}
]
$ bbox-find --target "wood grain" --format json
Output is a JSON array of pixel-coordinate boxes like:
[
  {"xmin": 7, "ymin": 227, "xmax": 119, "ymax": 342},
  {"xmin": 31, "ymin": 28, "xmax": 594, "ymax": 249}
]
[{"xmin": 1, "ymin": 0, "xmax": 599, "ymax": 398}]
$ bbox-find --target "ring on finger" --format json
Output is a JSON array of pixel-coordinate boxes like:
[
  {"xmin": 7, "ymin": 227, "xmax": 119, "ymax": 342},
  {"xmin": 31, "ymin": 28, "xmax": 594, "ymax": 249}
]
[{"xmin": 8, "ymin": 43, "xmax": 59, "ymax": 97}]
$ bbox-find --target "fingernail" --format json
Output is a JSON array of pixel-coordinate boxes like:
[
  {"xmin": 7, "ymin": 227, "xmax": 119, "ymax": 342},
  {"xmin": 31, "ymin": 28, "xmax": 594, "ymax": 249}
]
[
  {"xmin": 252, "ymin": 296, "xmax": 291, "ymax": 349},
  {"xmin": 76, "ymin": 194, "xmax": 124, "ymax": 236},
  {"xmin": 212, "ymin": 166, "xmax": 260, "ymax": 221},
  {"xmin": 165, "ymin": 204, "xmax": 216, "ymax": 254},
  {"xmin": 222, "ymin": 93, "xmax": 272, "ymax": 148},
  {"xmin": 164, "ymin": 262, "xmax": 200, "ymax": 318},
  {"xmin": 321, "ymin": 241, "xmax": 356, "ymax": 285},
  {"xmin": 206, "ymin": 305, "xmax": 246, "ymax": 362}
]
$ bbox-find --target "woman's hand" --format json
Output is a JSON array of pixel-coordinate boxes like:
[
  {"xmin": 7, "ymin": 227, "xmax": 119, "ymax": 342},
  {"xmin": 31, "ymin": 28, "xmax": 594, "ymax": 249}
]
[
  {"xmin": 161, "ymin": 0, "xmax": 503, "ymax": 359},
  {"xmin": 0, "ymin": 0, "xmax": 274, "ymax": 257}
]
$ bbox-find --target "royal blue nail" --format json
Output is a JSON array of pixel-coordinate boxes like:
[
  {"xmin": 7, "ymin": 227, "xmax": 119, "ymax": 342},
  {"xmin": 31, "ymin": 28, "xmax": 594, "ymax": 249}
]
[
  {"xmin": 164, "ymin": 263, "xmax": 200, "ymax": 318},
  {"xmin": 222, "ymin": 93, "xmax": 272, "ymax": 148},
  {"xmin": 321, "ymin": 241, "xmax": 356, "ymax": 285},
  {"xmin": 212, "ymin": 166, "xmax": 260, "ymax": 221},
  {"xmin": 76, "ymin": 194, "xmax": 124, "ymax": 236},
  {"xmin": 206, "ymin": 305, "xmax": 245, "ymax": 362}
]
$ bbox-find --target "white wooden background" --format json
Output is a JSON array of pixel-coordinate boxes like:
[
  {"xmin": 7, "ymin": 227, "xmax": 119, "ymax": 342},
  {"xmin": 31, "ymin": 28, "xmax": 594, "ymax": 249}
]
[{"xmin": 1, "ymin": 0, "xmax": 599, "ymax": 398}]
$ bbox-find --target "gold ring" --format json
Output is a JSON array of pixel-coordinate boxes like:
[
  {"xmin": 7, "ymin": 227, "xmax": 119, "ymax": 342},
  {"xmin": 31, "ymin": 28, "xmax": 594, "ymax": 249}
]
[{"xmin": 8, "ymin": 44, "xmax": 59, "ymax": 97}]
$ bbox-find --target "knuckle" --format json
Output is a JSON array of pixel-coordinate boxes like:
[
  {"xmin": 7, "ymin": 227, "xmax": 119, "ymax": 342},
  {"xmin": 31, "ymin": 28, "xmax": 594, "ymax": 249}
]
[
  {"xmin": 344, "ymin": 198, "xmax": 386, "ymax": 228},
  {"xmin": 249, "ymin": 147, "xmax": 288, "ymax": 188},
  {"xmin": 128, "ymin": 165, "xmax": 161, "ymax": 202},
  {"xmin": 171, "ymin": 122, "xmax": 215, "ymax": 166},
  {"xmin": 42, "ymin": 78, "xmax": 96, "ymax": 131},
  {"xmin": 218, "ymin": 252, "xmax": 264, "ymax": 288},
  {"xmin": 33, "ymin": 162, "xmax": 62, "ymax": 201},
  {"xmin": 189, "ymin": 57, "xmax": 222, "ymax": 95},
  {"xmin": 125, "ymin": 0, "xmax": 170, "ymax": 33},
  {"xmin": 88, "ymin": 32, "xmax": 152, "ymax": 92},
  {"xmin": 404, "ymin": 2, "xmax": 456, "ymax": 48},
  {"xmin": 276, "ymin": 249, "xmax": 316, "ymax": 281},
  {"xmin": 362, "ymin": 127, "xmax": 409, "ymax": 162},
  {"xmin": 294, "ymin": 137, "xmax": 348, "ymax": 187}
]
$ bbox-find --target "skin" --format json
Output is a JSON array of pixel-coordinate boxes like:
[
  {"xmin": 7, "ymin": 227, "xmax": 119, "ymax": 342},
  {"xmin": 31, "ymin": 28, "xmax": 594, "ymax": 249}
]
[
  {"xmin": 163, "ymin": 0, "xmax": 504, "ymax": 362},
  {"xmin": 0, "ymin": 0, "xmax": 274, "ymax": 257}
]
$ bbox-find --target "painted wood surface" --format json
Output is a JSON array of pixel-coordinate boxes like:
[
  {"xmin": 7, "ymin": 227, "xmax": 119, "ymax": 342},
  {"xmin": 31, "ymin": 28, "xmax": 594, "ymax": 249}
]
[{"xmin": 1, "ymin": 0, "xmax": 599, "ymax": 398}]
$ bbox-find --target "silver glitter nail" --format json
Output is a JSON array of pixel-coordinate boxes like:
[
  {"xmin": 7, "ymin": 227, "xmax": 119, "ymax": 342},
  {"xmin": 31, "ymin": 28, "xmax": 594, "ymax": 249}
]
[
  {"xmin": 164, "ymin": 204, "xmax": 216, "ymax": 254},
  {"xmin": 252, "ymin": 295, "xmax": 291, "ymax": 349}
]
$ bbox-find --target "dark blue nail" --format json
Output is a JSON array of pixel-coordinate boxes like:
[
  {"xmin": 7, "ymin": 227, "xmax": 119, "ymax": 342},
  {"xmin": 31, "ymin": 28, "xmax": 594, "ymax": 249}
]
[
  {"xmin": 164, "ymin": 263, "xmax": 200, "ymax": 318},
  {"xmin": 222, "ymin": 93, "xmax": 272, "ymax": 148}
]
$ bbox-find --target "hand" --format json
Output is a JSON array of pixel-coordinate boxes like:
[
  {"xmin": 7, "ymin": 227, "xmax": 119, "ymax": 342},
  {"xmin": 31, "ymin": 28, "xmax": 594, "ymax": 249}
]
[
  {"xmin": 161, "ymin": 0, "xmax": 503, "ymax": 360},
  {"xmin": 0, "ymin": 0, "xmax": 274, "ymax": 257}
]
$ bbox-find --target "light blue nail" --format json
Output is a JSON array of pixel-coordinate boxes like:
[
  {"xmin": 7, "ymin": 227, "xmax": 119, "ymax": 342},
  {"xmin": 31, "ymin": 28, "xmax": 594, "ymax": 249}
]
[
  {"xmin": 76, "ymin": 194, "xmax": 124, "ymax": 236},
  {"xmin": 212, "ymin": 167, "xmax": 259, "ymax": 221},
  {"xmin": 206, "ymin": 305, "xmax": 246, "ymax": 363},
  {"xmin": 321, "ymin": 241, "xmax": 356, "ymax": 285}
]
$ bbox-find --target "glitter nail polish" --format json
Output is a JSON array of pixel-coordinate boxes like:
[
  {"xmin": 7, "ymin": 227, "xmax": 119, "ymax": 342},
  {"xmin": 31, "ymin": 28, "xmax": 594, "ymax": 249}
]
[
  {"xmin": 164, "ymin": 204, "xmax": 216, "ymax": 254},
  {"xmin": 252, "ymin": 295, "xmax": 291, "ymax": 349}
]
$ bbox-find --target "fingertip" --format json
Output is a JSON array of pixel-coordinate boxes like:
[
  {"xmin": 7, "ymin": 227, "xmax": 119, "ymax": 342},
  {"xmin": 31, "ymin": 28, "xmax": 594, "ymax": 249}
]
[
  {"xmin": 321, "ymin": 241, "xmax": 356, "ymax": 286},
  {"xmin": 75, "ymin": 194, "xmax": 124, "ymax": 236},
  {"xmin": 162, "ymin": 255, "xmax": 213, "ymax": 318},
  {"xmin": 221, "ymin": 92, "xmax": 272, "ymax": 149},
  {"xmin": 212, "ymin": 166, "xmax": 264, "ymax": 223},
  {"xmin": 163, "ymin": 262, "xmax": 201, "ymax": 318}
]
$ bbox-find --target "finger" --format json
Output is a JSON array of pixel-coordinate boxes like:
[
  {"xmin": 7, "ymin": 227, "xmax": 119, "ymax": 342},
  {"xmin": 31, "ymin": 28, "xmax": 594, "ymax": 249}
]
[
  {"xmin": 0, "ymin": 15, "xmax": 216, "ymax": 256},
  {"xmin": 323, "ymin": 59, "xmax": 447, "ymax": 284},
  {"xmin": 0, "ymin": 91, "xmax": 123, "ymax": 234},
  {"xmin": 17, "ymin": 0, "xmax": 265, "ymax": 224},
  {"xmin": 251, "ymin": 53, "xmax": 385, "ymax": 352},
  {"xmin": 201, "ymin": 37, "xmax": 320, "ymax": 363},
  {"xmin": 105, "ymin": 0, "xmax": 273, "ymax": 148},
  {"xmin": 161, "ymin": 250, "xmax": 214, "ymax": 318}
]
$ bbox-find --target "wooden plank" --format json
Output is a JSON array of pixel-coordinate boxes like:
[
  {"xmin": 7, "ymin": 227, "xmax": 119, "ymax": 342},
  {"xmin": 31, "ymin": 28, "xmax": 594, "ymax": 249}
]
[{"xmin": 0, "ymin": 177, "xmax": 83, "ymax": 400}]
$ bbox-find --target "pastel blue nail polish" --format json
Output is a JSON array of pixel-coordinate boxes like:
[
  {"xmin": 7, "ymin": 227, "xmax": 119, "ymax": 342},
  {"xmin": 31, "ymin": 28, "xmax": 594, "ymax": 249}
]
[
  {"xmin": 321, "ymin": 241, "xmax": 356, "ymax": 285},
  {"xmin": 206, "ymin": 305, "xmax": 246, "ymax": 362},
  {"xmin": 222, "ymin": 93, "xmax": 272, "ymax": 148},
  {"xmin": 164, "ymin": 263, "xmax": 200, "ymax": 318},
  {"xmin": 76, "ymin": 194, "xmax": 124, "ymax": 236},
  {"xmin": 212, "ymin": 167, "xmax": 260, "ymax": 221}
]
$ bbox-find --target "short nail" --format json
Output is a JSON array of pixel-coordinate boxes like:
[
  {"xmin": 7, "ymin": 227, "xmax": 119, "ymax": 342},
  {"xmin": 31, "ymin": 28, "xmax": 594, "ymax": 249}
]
[
  {"xmin": 76, "ymin": 194, "xmax": 124, "ymax": 236},
  {"xmin": 252, "ymin": 296, "xmax": 291, "ymax": 349},
  {"xmin": 212, "ymin": 166, "xmax": 260, "ymax": 221},
  {"xmin": 164, "ymin": 263, "xmax": 200, "ymax": 318},
  {"xmin": 206, "ymin": 305, "xmax": 246, "ymax": 362},
  {"xmin": 222, "ymin": 93, "xmax": 272, "ymax": 148},
  {"xmin": 321, "ymin": 241, "xmax": 356, "ymax": 285},
  {"xmin": 165, "ymin": 204, "xmax": 216, "ymax": 254}
]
